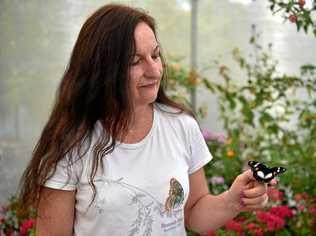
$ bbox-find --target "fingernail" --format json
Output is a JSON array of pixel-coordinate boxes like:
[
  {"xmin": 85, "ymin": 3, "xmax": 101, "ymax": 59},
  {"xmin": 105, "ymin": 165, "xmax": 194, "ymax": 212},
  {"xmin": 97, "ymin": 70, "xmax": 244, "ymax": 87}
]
[{"xmin": 240, "ymin": 198, "xmax": 245, "ymax": 207}]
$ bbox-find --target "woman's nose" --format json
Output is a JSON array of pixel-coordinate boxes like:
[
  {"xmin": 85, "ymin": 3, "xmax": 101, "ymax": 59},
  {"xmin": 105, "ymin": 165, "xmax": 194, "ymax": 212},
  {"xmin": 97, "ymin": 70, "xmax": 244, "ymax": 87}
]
[{"xmin": 144, "ymin": 58, "xmax": 161, "ymax": 78}]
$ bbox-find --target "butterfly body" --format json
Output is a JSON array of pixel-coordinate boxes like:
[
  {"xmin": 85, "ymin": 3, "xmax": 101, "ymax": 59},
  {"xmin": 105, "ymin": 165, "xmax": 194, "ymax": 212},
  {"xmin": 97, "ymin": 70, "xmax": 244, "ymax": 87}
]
[{"xmin": 248, "ymin": 161, "xmax": 286, "ymax": 183}]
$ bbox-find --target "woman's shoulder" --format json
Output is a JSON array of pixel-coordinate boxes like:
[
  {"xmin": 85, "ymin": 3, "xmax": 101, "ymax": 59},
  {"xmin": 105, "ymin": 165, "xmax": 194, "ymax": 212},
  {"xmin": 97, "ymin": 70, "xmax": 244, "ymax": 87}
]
[{"xmin": 154, "ymin": 102, "xmax": 197, "ymax": 127}]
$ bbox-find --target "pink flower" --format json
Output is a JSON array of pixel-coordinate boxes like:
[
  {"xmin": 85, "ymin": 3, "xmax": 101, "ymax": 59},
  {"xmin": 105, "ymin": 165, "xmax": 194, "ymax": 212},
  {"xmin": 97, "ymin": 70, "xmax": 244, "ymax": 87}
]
[
  {"xmin": 202, "ymin": 129, "xmax": 226, "ymax": 144},
  {"xmin": 297, "ymin": 204, "xmax": 305, "ymax": 212},
  {"xmin": 19, "ymin": 219, "xmax": 35, "ymax": 236},
  {"xmin": 216, "ymin": 134, "xmax": 227, "ymax": 144},
  {"xmin": 209, "ymin": 176, "xmax": 225, "ymax": 185},
  {"xmin": 202, "ymin": 129, "xmax": 214, "ymax": 141}
]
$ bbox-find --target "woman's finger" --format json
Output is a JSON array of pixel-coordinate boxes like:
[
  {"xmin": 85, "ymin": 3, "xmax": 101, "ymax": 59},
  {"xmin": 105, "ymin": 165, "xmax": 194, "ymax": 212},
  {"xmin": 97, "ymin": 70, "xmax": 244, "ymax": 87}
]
[
  {"xmin": 241, "ymin": 194, "xmax": 268, "ymax": 206},
  {"xmin": 243, "ymin": 183, "xmax": 267, "ymax": 198},
  {"xmin": 243, "ymin": 197, "xmax": 269, "ymax": 210},
  {"xmin": 237, "ymin": 169, "xmax": 257, "ymax": 185},
  {"xmin": 268, "ymin": 178, "xmax": 278, "ymax": 186}
]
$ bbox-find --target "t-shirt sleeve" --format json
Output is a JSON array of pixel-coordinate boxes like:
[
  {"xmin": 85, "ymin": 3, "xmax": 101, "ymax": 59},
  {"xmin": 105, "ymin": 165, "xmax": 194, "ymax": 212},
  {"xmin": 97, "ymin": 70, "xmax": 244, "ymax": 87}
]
[
  {"xmin": 44, "ymin": 155, "xmax": 83, "ymax": 191},
  {"xmin": 186, "ymin": 117, "xmax": 213, "ymax": 174}
]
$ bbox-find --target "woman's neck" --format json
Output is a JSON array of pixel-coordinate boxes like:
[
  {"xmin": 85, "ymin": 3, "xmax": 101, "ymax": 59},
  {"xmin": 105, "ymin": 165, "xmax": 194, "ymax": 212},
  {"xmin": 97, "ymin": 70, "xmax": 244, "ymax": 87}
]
[{"xmin": 123, "ymin": 103, "xmax": 154, "ymax": 143}]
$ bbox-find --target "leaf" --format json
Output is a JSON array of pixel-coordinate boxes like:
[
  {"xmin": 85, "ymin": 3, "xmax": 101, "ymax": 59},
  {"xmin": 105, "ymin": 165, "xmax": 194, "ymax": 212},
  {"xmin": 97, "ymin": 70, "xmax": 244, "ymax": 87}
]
[
  {"xmin": 202, "ymin": 78, "xmax": 215, "ymax": 92},
  {"xmin": 303, "ymin": 24, "xmax": 308, "ymax": 33},
  {"xmin": 249, "ymin": 36, "xmax": 255, "ymax": 44},
  {"xmin": 239, "ymin": 97, "xmax": 254, "ymax": 126},
  {"xmin": 259, "ymin": 112, "xmax": 274, "ymax": 126},
  {"xmin": 300, "ymin": 64, "xmax": 316, "ymax": 75},
  {"xmin": 267, "ymin": 124, "xmax": 279, "ymax": 134},
  {"xmin": 296, "ymin": 21, "xmax": 302, "ymax": 31},
  {"xmin": 226, "ymin": 92, "xmax": 237, "ymax": 110}
]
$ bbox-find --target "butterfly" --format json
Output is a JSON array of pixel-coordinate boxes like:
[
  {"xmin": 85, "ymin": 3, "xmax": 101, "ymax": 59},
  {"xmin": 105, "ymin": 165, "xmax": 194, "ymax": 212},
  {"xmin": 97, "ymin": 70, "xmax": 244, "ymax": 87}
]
[
  {"xmin": 164, "ymin": 178, "xmax": 184, "ymax": 213},
  {"xmin": 248, "ymin": 160, "xmax": 286, "ymax": 183}
]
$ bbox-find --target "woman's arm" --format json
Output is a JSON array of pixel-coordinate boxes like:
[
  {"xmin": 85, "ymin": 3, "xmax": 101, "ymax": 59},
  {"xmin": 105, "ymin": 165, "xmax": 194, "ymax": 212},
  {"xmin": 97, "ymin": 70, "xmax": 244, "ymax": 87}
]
[
  {"xmin": 184, "ymin": 168, "xmax": 269, "ymax": 234},
  {"xmin": 36, "ymin": 187, "xmax": 76, "ymax": 236}
]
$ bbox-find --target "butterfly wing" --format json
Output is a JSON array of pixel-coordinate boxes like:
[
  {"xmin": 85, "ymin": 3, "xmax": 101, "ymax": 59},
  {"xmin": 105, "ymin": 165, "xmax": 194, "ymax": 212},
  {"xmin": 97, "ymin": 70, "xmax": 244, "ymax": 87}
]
[
  {"xmin": 248, "ymin": 161, "xmax": 268, "ymax": 182},
  {"xmin": 270, "ymin": 166, "xmax": 286, "ymax": 177},
  {"xmin": 248, "ymin": 160, "xmax": 260, "ymax": 170},
  {"xmin": 248, "ymin": 161, "xmax": 286, "ymax": 183}
]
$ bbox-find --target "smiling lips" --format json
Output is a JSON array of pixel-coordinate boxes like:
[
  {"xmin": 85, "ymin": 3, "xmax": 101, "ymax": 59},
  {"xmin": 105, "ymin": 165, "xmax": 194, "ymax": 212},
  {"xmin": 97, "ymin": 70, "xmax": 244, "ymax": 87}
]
[{"xmin": 139, "ymin": 81, "xmax": 158, "ymax": 87}]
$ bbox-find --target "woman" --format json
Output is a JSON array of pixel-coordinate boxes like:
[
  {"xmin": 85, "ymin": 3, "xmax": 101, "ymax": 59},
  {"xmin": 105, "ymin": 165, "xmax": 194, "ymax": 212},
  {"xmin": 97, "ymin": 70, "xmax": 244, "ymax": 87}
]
[{"xmin": 19, "ymin": 4, "xmax": 272, "ymax": 235}]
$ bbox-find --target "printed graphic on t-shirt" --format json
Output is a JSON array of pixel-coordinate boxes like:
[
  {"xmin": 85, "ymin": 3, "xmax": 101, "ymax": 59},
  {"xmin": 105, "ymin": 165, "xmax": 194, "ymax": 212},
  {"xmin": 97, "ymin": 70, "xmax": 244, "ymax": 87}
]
[
  {"xmin": 94, "ymin": 177, "xmax": 185, "ymax": 235},
  {"xmin": 164, "ymin": 178, "xmax": 184, "ymax": 213}
]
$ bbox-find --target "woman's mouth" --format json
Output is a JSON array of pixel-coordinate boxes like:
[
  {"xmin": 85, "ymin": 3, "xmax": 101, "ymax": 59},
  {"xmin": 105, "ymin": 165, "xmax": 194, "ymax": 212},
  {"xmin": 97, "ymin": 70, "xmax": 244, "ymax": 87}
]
[{"xmin": 140, "ymin": 81, "xmax": 158, "ymax": 87}]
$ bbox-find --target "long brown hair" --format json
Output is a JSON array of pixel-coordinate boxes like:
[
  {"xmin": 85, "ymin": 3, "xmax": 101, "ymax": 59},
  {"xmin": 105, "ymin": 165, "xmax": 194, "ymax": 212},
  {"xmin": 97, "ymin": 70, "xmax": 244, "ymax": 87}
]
[{"xmin": 19, "ymin": 3, "xmax": 192, "ymax": 209}]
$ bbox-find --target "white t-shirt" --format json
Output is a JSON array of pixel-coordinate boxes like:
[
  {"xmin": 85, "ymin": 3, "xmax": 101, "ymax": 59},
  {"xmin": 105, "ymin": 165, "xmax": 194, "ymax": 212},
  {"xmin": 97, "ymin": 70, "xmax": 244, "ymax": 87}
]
[{"xmin": 44, "ymin": 103, "xmax": 212, "ymax": 236}]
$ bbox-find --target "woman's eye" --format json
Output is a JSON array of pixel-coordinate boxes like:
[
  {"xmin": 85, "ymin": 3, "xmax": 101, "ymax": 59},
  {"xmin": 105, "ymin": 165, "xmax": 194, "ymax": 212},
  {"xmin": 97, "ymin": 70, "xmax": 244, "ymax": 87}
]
[
  {"xmin": 152, "ymin": 54, "xmax": 160, "ymax": 60},
  {"xmin": 131, "ymin": 58, "xmax": 141, "ymax": 66}
]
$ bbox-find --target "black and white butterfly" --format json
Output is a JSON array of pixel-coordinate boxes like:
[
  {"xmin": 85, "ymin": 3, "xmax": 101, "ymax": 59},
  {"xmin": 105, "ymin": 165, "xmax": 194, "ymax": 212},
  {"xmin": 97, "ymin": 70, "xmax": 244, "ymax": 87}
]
[{"xmin": 248, "ymin": 161, "xmax": 286, "ymax": 183}]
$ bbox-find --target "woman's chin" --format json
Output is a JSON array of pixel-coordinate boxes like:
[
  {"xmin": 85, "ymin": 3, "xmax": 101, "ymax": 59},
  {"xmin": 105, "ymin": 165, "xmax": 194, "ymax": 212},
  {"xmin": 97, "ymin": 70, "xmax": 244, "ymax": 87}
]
[{"xmin": 135, "ymin": 94, "xmax": 158, "ymax": 106}]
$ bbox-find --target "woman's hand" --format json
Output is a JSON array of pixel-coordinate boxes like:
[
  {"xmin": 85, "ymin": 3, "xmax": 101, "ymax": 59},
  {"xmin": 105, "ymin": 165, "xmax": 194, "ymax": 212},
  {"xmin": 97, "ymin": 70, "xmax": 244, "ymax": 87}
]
[{"xmin": 226, "ymin": 169, "xmax": 277, "ymax": 213}]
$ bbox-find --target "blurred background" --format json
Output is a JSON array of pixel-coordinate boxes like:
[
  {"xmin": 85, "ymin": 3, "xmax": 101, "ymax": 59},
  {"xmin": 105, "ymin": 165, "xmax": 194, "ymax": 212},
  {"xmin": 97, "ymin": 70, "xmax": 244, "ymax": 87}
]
[{"xmin": 1, "ymin": 0, "xmax": 315, "ymax": 207}]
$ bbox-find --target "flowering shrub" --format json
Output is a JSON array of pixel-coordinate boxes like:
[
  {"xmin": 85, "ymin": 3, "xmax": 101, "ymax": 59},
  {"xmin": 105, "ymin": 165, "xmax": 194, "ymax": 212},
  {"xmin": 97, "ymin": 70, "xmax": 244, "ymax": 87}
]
[
  {"xmin": 207, "ymin": 186, "xmax": 316, "ymax": 235},
  {"xmin": 269, "ymin": 0, "xmax": 316, "ymax": 36},
  {"xmin": 0, "ymin": 197, "xmax": 36, "ymax": 236},
  {"xmin": 165, "ymin": 55, "xmax": 211, "ymax": 120},
  {"xmin": 170, "ymin": 29, "xmax": 316, "ymax": 235}
]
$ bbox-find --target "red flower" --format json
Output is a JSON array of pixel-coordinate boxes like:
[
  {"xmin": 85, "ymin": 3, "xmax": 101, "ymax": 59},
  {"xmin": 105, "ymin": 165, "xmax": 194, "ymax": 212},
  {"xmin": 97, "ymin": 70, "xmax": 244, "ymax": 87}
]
[
  {"xmin": 267, "ymin": 217, "xmax": 285, "ymax": 232},
  {"xmin": 225, "ymin": 220, "xmax": 243, "ymax": 235},
  {"xmin": 256, "ymin": 211, "xmax": 285, "ymax": 232},
  {"xmin": 245, "ymin": 222, "xmax": 264, "ymax": 236},
  {"xmin": 309, "ymin": 206, "xmax": 316, "ymax": 216},
  {"xmin": 247, "ymin": 222, "xmax": 256, "ymax": 229},
  {"xmin": 294, "ymin": 193, "xmax": 303, "ymax": 202},
  {"xmin": 4, "ymin": 227, "xmax": 14, "ymax": 236},
  {"xmin": 206, "ymin": 232, "xmax": 216, "ymax": 236},
  {"xmin": 299, "ymin": 0, "xmax": 305, "ymax": 8},
  {"xmin": 237, "ymin": 216, "xmax": 246, "ymax": 222},
  {"xmin": 269, "ymin": 205, "xmax": 294, "ymax": 219},
  {"xmin": 289, "ymin": 14, "xmax": 298, "ymax": 23},
  {"xmin": 302, "ymin": 192, "xmax": 309, "ymax": 200},
  {"xmin": 0, "ymin": 216, "xmax": 5, "ymax": 225},
  {"xmin": 19, "ymin": 219, "xmax": 35, "ymax": 236},
  {"xmin": 254, "ymin": 228, "xmax": 264, "ymax": 236}
]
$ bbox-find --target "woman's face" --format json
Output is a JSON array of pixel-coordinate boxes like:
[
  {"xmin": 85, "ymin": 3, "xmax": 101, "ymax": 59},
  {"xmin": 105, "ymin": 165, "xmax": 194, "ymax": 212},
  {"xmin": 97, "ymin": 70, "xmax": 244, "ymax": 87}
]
[{"xmin": 128, "ymin": 22, "xmax": 163, "ymax": 108}]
